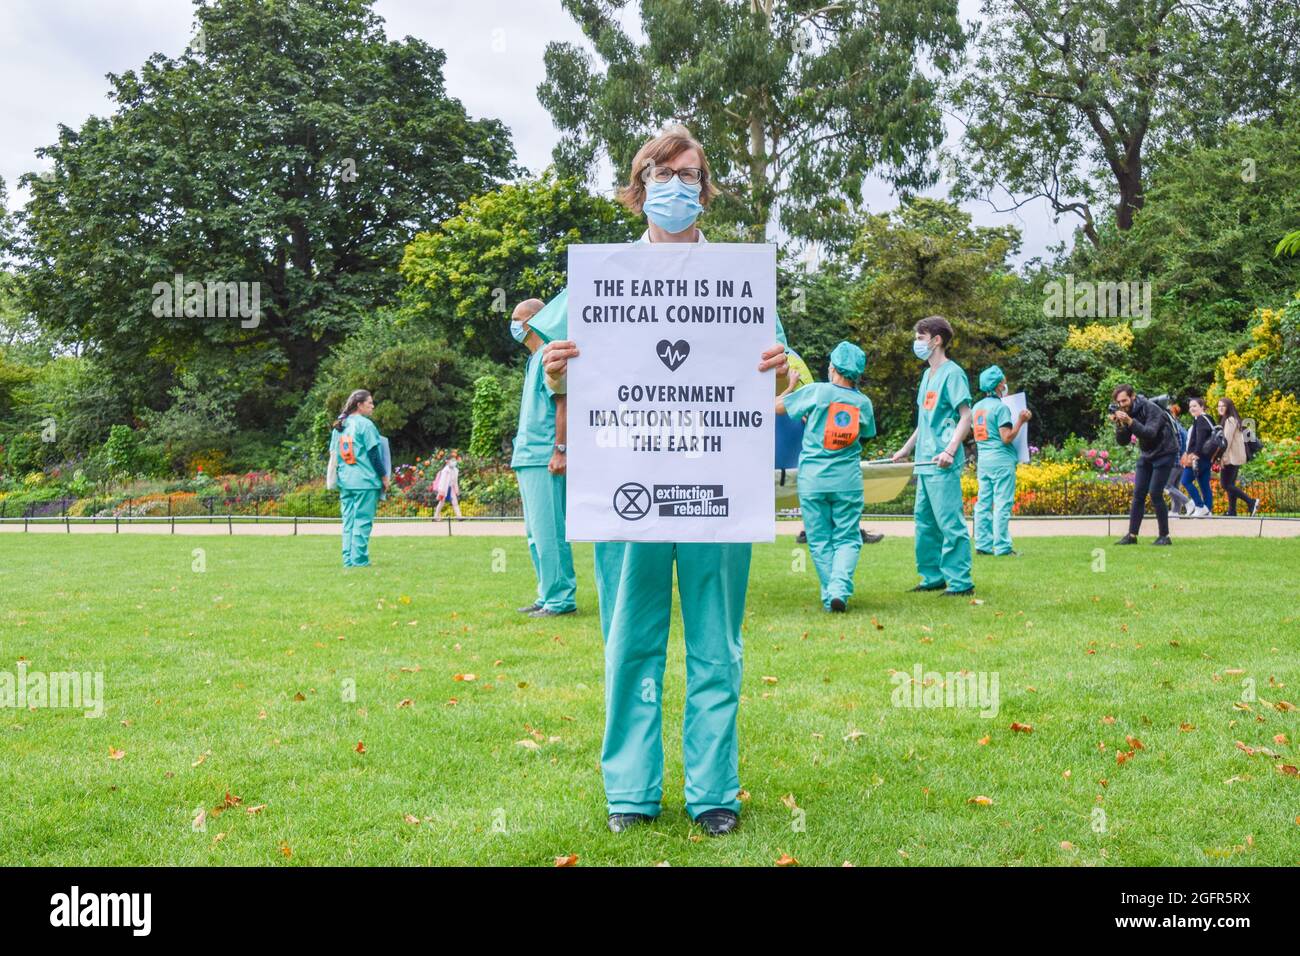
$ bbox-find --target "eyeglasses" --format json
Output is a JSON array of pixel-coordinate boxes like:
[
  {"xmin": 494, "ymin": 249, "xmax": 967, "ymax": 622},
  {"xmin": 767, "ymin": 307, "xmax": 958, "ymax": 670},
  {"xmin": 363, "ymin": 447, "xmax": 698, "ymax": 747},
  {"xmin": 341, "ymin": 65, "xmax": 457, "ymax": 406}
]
[{"xmin": 643, "ymin": 164, "xmax": 706, "ymax": 186}]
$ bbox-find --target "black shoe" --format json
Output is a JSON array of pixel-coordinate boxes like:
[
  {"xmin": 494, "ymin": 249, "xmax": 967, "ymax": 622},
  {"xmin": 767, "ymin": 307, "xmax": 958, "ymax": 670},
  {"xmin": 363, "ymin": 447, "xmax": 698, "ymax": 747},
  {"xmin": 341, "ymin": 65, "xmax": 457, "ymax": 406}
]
[
  {"xmin": 1250, "ymin": 500, "xmax": 1260, "ymax": 516},
  {"xmin": 607, "ymin": 813, "xmax": 653, "ymax": 833},
  {"xmin": 861, "ymin": 530, "xmax": 884, "ymax": 544},
  {"xmin": 829, "ymin": 597, "xmax": 847, "ymax": 613},
  {"xmin": 516, "ymin": 602, "xmax": 542, "ymax": 614},
  {"xmin": 1115, "ymin": 534, "xmax": 1138, "ymax": 545},
  {"xmin": 529, "ymin": 607, "xmax": 576, "ymax": 618},
  {"xmin": 941, "ymin": 588, "xmax": 974, "ymax": 598},
  {"xmin": 796, "ymin": 530, "xmax": 807, "ymax": 544},
  {"xmin": 909, "ymin": 582, "xmax": 946, "ymax": 593},
  {"xmin": 1153, "ymin": 535, "xmax": 1172, "ymax": 546},
  {"xmin": 693, "ymin": 808, "xmax": 739, "ymax": 837},
  {"xmin": 975, "ymin": 549, "xmax": 994, "ymax": 555},
  {"xmin": 997, "ymin": 550, "xmax": 1020, "ymax": 557}
]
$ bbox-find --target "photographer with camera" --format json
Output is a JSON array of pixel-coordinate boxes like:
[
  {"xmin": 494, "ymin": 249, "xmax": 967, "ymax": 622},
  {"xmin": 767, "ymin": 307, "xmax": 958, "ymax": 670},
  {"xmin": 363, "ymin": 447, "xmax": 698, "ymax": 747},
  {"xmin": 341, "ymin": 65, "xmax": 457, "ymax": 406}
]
[{"xmin": 1110, "ymin": 384, "xmax": 1180, "ymax": 546}]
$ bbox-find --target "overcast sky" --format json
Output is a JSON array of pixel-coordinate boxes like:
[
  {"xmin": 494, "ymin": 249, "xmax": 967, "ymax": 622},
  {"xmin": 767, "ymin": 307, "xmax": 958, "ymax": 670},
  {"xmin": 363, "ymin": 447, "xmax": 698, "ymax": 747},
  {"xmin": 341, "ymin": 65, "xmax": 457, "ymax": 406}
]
[{"xmin": 0, "ymin": 0, "xmax": 1072, "ymax": 265}]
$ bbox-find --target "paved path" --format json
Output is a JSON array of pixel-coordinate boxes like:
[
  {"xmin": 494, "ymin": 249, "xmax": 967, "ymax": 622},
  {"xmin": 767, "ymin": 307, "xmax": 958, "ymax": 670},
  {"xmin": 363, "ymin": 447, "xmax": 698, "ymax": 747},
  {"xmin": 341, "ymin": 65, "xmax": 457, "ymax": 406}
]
[{"xmin": 2, "ymin": 516, "xmax": 1296, "ymax": 538}]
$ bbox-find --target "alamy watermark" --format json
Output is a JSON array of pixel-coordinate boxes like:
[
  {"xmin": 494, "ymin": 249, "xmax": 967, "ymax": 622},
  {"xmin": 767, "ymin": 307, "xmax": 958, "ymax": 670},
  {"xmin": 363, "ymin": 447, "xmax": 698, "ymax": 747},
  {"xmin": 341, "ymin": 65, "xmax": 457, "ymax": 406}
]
[
  {"xmin": 1042, "ymin": 274, "xmax": 1152, "ymax": 329},
  {"xmin": 151, "ymin": 273, "xmax": 261, "ymax": 328},
  {"xmin": 1, "ymin": 661, "xmax": 104, "ymax": 718},
  {"xmin": 890, "ymin": 663, "xmax": 1000, "ymax": 718}
]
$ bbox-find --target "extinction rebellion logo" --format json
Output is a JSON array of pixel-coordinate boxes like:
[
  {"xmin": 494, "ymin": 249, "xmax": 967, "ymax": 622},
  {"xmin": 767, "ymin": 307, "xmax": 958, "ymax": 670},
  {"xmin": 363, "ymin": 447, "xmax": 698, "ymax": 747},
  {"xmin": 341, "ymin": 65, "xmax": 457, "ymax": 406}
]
[{"xmin": 613, "ymin": 481, "xmax": 729, "ymax": 519}]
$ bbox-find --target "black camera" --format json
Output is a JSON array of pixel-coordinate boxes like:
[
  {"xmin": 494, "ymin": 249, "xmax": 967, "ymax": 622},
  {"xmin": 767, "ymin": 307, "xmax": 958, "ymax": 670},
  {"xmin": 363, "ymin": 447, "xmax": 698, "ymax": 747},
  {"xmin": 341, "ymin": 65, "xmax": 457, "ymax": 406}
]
[{"xmin": 1108, "ymin": 402, "xmax": 1119, "ymax": 414}]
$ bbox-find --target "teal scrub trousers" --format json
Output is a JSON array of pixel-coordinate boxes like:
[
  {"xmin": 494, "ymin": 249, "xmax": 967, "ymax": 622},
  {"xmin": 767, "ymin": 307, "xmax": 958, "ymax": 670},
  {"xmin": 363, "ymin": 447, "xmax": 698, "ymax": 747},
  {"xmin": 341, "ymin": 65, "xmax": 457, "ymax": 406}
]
[
  {"xmin": 914, "ymin": 470, "xmax": 973, "ymax": 593},
  {"xmin": 974, "ymin": 468, "xmax": 1016, "ymax": 555},
  {"xmin": 799, "ymin": 489, "xmax": 865, "ymax": 609},
  {"xmin": 339, "ymin": 487, "xmax": 380, "ymax": 567},
  {"xmin": 516, "ymin": 466, "xmax": 577, "ymax": 613},
  {"xmin": 593, "ymin": 541, "xmax": 749, "ymax": 820}
]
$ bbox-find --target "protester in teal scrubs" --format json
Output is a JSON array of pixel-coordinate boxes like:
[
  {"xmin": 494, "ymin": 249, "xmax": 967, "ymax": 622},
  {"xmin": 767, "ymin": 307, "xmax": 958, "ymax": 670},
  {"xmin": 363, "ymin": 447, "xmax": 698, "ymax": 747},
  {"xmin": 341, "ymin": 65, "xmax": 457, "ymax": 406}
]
[
  {"xmin": 537, "ymin": 125, "xmax": 789, "ymax": 837},
  {"xmin": 972, "ymin": 365, "xmax": 1031, "ymax": 557},
  {"xmin": 777, "ymin": 341, "xmax": 876, "ymax": 612},
  {"xmin": 891, "ymin": 316, "xmax": 974, "ymax": 596},
  {"xmin": 328, "ymin": 389, "xmax": 389, "ymax": 568},
  {"xmin": 510, "ymin": 297, "xmax": 577, "ymax": 619}
]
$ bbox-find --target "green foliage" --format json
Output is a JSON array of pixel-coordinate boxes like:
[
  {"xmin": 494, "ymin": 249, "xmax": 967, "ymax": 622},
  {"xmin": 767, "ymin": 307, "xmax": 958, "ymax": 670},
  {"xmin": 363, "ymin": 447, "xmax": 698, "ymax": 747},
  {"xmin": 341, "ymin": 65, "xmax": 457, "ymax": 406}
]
[
  {"xmin": 469, "ymin": 376, "xmax": 507, "ymax": 459},
  {"xmin": 846, "ymin": 198, "xmax": 1021, "ymax": 432},
  {"xmin": 950, "ymin": 1, "xmax": 1300, "ymax": 243},
  {"xmin": 101, "ymin": 425, "xmax": 144, "ymax": 479},
  {"xmin": 399, "ymin": 170, "xmax": 638, "ymax": 363},
  {"xmin": 17, "ymin": 0, "xmax": 515, "ymax": 410},
  {"xmin": 540, "ymin": 0, "xmax": 965, "ymax": 247}
]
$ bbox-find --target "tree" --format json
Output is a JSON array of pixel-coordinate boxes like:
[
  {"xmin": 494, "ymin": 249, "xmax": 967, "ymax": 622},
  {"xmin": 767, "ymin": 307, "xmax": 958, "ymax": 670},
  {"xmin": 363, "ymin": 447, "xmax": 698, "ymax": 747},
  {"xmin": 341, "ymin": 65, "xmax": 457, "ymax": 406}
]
[
  {"xmin": 17, "ymin": 0, "xmax": 516, "ymax": 412},
  {"xmin": 539, "ymin": 0, "xmax": 965, "ymax": 247},
  {"xmin": 399, "ymin": 170, "xmax": 639, "ymax": 364},
  {"xmin": 469, "ymin": 376, "xmax": 507, "ymax": 459},
  {"xmin": 845, "ymin": 198, "xmax": 1021, "ymax": 431},
  {"xmin": 950, "ymin": 0, "xmax": 1300, "ymax": 246},
  {"xmin": 1059, "ymin": 111, "xmax": 1300, "ymax": 395}
]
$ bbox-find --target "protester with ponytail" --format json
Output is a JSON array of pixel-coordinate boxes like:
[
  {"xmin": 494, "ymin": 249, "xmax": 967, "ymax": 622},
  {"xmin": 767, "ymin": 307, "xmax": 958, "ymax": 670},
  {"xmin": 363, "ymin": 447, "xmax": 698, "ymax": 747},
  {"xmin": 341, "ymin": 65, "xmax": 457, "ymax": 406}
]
[{"xmin": 327, "ymin": 389, "xmax": 389, "ymax": 567}]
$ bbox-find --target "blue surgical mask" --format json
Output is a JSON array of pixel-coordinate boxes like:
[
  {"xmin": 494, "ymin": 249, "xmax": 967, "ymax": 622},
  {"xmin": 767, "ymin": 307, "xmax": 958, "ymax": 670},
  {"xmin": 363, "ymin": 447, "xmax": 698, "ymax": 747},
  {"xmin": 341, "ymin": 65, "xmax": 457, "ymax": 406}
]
[
  {"xmin": 912, "ymin": 338, "xmax": 933, "ymax": 361},
  {"xmin": 509, "ymin": 320, "xmax": 527, "ymax": 343},
  {"xmin": 643, "ymin": 177, "xmax": 704, "ymax": 234}
]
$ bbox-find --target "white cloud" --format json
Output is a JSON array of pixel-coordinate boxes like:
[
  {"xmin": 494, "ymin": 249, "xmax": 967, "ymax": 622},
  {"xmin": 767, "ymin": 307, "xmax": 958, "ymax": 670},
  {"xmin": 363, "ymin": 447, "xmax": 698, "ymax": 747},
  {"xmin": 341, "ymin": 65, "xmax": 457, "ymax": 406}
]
[{"xmin": 1, "ymin": 0, "xmax": 1069, "ymax": 263}]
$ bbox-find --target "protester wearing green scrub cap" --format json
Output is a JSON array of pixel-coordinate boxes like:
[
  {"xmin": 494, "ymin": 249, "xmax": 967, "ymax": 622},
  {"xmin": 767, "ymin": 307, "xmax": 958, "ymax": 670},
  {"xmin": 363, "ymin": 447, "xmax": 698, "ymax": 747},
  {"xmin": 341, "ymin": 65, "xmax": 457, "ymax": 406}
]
[
  {"xmin": 971, "ymin": 364, "xmax": 1031, "ymax": 556},
  {"xmin": 510, "ymin": 296, "xmax": 577, "ymax": 618},
  {"xmin": 778, "ymin": 340, "xmax": 876, "ymax": 612}
]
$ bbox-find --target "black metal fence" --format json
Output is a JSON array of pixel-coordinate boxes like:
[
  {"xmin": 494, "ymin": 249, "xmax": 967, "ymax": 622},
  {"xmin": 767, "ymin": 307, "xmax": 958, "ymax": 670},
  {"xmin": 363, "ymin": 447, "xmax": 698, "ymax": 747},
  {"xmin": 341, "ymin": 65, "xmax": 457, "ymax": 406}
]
[{"xmin": 4, "ymin": 475, "xmax": 1299, "ymax": 521}]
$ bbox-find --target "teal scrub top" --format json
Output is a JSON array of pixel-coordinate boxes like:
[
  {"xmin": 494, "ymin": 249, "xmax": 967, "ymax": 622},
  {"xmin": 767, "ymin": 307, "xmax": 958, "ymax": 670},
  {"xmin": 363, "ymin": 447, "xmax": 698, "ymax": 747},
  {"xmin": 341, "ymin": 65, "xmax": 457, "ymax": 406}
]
[
  {"xmin": 511, "ymin": 347, "xmax": 558, "ymax": 468},
  {"xmin": 913, "ymin": 359, "xmax": 971, "ymax": 476},
  {"xmin": 783, "ymin": 382, "xmax": 876, "ymax": 493},
  {"xmin": 330, "ymin": 414, "xmax": 383, "ymax": 490},
  {"xmin": 972, "ymin": 396, "xmax": 1018, "ymax": 474}
]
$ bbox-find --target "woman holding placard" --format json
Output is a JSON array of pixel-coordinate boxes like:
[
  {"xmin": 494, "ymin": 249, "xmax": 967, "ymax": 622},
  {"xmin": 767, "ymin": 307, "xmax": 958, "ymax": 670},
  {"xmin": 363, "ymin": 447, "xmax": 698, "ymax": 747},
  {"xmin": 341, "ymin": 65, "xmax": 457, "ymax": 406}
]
[{"xmin": 539, "ymin": 126, "xmax": 788, "ymax": 837}]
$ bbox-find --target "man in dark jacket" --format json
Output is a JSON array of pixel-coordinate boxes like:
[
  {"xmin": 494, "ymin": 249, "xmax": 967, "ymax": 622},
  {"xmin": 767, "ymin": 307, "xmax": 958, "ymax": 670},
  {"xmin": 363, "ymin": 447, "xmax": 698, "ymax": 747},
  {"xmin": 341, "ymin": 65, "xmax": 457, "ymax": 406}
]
[{"xmin": 1111, "ymin": 384, "xmax": 1179, "ymax": 545}]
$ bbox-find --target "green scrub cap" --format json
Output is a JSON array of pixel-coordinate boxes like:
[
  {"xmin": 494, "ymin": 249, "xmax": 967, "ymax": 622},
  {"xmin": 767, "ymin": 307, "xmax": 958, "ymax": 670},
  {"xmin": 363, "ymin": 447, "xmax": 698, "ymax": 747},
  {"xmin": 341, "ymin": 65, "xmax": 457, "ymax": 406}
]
[
  {"xmin": 830, "ymin": 341, "xmax": 866, "ymax": 380},
  {"xmin": 979, "ymin": 364, "xmax": 1005, "ymax": 393}
]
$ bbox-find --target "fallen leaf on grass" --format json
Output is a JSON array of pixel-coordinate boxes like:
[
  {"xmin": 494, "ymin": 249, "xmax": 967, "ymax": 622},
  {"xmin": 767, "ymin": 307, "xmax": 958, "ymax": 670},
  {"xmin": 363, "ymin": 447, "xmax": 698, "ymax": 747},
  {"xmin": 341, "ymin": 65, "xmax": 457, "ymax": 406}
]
[
  {"xmin": 554, "ymin": 854, "xmax": 579, "ymax": 867},
  {"xmin": 1101, "ymin": 715, "xmax": 1116, "ymax": 725},
  {"xmin": 278, "ymin": 841, "xmax": 292, "ymax": 858},
  {"xmin": 1125, "ymin": 735, "xmax": 1144, "ymax": 750},
  {"xmin": 781, "ymin": 794, "xmax": 799, "ymax": 811},
  {"xmin": 516, "ymin": 739, "xmax": 541, "ymax": 751},
  {"xmin": 775, "ymin": 853, "xmax": 798, "ymax": 867},
  {"xmin": 1179, "ymin": 722, "xmax": 1196, "ymax": 732},
  {"xmin": 292, "ymin": 692, "xmax": 306, "ymax": 702},
  {"xmin": 1060, "ymin": 841, "xmax": 1075, "ymax": 851},
  {"xmin": 968, "ymin": 795, "xmax": 994, "ymax": 806},
  {"xmin": 246, "ymin": 804, "xmax": 267, "ymax": 815},
  {"xmin": 870, "ymin": 617, "xmax": 884, "ymax": 630},
  {"xmin": 977, "ymin": 734, "xmax": 990, "ymax": 746},
  {"xmin": 397, "ymin": 698, "xmax": 413, "ymax": 709},
  {"xmin": 1275, "ymin": 734, "xmax": 1288, "ymax": 745},
  {"xmin": 403, "ymin": 814, "xmax": 420, "ymax": 825},
  {"xmin": 761, "ymin": 675, "xmax": 778, "ymax": 685},
  {"xmin": 355, "ymin": 741, "xmax": 366, "ymax": 754},
  {"xmin": 1010, "ymin": 722, "xmax": 1033, "ymax": 734},
  {"xmin": 452, "ymin": 673, "xmax": 476, "ymax": 682},
  {"xmin": 108, "ymin": 747, "xmax": 125, "ymax": 760},
  {"xmin": 1116, "ymin": 749, "xmax": 1136, "ymax": 766},
  {"xmin": 192, "ymin": 751, "xmax": 210, "ymax": 768}
]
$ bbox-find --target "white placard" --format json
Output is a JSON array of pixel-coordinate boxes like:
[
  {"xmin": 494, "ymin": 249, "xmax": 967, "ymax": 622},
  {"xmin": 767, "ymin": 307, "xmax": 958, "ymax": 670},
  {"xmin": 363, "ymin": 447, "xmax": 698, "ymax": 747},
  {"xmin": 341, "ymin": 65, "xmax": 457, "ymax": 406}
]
[
  {"xmin": 566, "ymin": 242, "xmax": 777, "ymax": 543},
  {"xmin": 1002, "ymin": 391, "xmax": 1030, "ymax": 464}
]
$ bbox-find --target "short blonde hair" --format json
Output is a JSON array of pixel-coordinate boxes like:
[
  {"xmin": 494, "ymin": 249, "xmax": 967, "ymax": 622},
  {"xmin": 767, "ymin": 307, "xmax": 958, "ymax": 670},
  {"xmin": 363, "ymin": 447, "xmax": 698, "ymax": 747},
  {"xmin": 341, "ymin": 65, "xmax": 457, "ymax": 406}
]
[{"xmin": 618, "ymin": 124, "xmax": 719, "ymax": 214}]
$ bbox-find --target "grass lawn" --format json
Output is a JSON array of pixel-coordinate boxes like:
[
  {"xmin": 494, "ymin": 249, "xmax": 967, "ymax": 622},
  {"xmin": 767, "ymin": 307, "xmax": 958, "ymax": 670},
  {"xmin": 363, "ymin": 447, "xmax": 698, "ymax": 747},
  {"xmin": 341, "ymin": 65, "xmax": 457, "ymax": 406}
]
[{"xmin": 0, "ymin": 532, "xmax": 1297, "ymax": 867}]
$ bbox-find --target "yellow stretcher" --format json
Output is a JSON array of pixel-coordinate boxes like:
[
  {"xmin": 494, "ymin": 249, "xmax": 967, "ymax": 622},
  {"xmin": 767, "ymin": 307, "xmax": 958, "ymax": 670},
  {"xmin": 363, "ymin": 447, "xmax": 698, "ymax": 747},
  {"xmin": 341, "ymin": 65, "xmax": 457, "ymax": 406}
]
[{"xmin": 774, "ymin": 459, "xmax": 917, "ymax": 509}]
